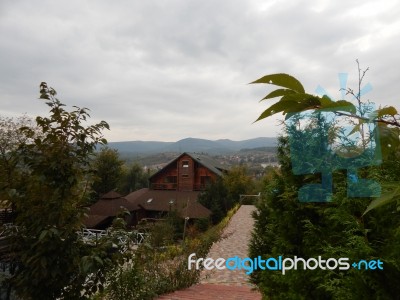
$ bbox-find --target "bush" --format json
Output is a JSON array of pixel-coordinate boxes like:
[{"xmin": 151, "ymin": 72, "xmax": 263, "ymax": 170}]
[
  {"xmin": 249, "ymin": 136, "xmax": 400, "ymax": 299},
  {"xmin": 97, "ymin": 205, "xmax": 240, "ymax": 299},
  {"xmin": 194, "ymin": 218, "xmax": 210, "ymax": 232},
  {"xmin": 6, "ymin": 83, "xmax": 112, "ymax": 300}
]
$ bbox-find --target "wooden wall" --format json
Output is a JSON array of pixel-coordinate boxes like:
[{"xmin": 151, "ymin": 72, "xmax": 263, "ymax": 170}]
[{"xmin": 150, "ymin": 154, "xmax": 219, "ymax": 191}]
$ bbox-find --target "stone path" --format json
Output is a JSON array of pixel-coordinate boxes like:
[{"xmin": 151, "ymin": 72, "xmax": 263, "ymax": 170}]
[
  {"xmin": 158, "ymin": 205, "xmax": 262, "ymax": 300},
  {"xmin": 157, "ymin": 284, "xmax": 261, "ymax": 300}
]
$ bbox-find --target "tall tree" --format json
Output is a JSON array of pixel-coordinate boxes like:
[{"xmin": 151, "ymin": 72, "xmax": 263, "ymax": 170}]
[
  {"xmin": 249, "ymin": 66, "xmax": 400, "ymax": 299},
  {"xmin": 119, "ymin": 162, "xmax": 149, "ymax": 194},
  {"xmin": 223, "ymin": 165, "xmax": 254, "ymax": 209},
  {"xmin": 198, "ymin": 166, "xmax": 254, "ymax": 223},
  {"xmin": 0, "ymin": 115, "xmax": 36, "ymax": 200},
  {"xmin": 91, "ymin": 147, "xmax": 124, "ymax": 198},
  {"xmin": 198, "ymin": 177, "xmax": 227, "ymax": 224}
]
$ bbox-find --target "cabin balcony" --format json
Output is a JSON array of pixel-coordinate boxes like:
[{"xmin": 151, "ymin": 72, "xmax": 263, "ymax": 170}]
[
  {"xmin": 151, "ymin": 183, "xmax": 178, "ymax": 190},
  {"xmin": 150, "ymin": 183, "xmax": 208, "ymax": 191}
]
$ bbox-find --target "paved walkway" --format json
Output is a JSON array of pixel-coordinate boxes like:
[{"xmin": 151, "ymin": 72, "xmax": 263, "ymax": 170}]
[
  {"xmin": 158, "ymin": 205, "xmax": 262, "ymax": 300},
  {"xmin": 157, "ymin": 284, "xmax": 261, "ymax": 300}
]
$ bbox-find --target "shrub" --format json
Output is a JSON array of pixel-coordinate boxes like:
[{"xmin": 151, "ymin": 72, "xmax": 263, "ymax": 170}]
[{"xmin": 97, "ymin": 205, "xmax": 240, "ymax": 299}]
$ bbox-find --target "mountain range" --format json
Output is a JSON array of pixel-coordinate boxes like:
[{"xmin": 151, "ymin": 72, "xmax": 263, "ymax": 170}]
[{"xmin": 107, "ymin": 137, "xmax": 277, "ymax": 155}]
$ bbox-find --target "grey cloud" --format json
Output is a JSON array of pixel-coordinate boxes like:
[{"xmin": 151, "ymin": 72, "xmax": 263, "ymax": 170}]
[{"xmin": 1, "ymin": 0, "xmax": 400, "ymax": 141}]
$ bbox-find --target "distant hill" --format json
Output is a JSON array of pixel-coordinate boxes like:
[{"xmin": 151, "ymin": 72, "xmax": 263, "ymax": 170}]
[{"xmin": 107, "ymin": 137, "xmax": 277, "ymax": 155}]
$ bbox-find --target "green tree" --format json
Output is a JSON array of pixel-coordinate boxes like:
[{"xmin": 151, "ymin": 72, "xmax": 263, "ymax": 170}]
[
  {"xmin": 7, "ymin": 82, "xmax": 113, "ymax": 299},
  {"xmin": 249, "ymin": 65, "xmax": 400, "ymax": 299},
  {"xmin": 91, "ymin": 147, "xmax": 124, "ymax": 198},
  {"xmin": 119, "ymin": 162, "xmax": 149, "ymax": 194},
  {"xmin": 199, "ymin": 167, "xmax": 254, "ymax": 223},
  {"xmin": 0, "ymin": 115, "xmax": 37, "ymax": 201},
  {"xmin": 223, "ymin": 165, "xmax": 255, "ymax": 208},
  {"xmin": 198, "ymin": 177, "xmax": 227, "ymax": 224},
  {"xmin": 250, "ymin": 135, "xmax": 400, "ymax": 299},
  {"xmin": 250, "ymin": 63, "xmax": 400, "ymax": 212}
]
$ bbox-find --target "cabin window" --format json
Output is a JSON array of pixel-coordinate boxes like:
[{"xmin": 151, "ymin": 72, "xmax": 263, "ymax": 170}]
[
  {"xmin": 182, "ymin": 160, "xmax": 189, "ymax": 168},
  {"xmin": 201, "ymin": 176, "xmax": 212, "ymax": 186},
  {"xmin": 164, "ymin": 176, "xmax": 177, "ymax": 183}
]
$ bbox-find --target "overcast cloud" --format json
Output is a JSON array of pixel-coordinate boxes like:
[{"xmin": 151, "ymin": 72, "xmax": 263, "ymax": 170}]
[{"xmin": 1, "ymin": 0, "xmax": 399, "ymax": 142}]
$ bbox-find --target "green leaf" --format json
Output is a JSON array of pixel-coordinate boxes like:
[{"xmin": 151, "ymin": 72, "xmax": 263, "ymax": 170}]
[
  {"xmin": 284, "ymin": 101, "xmax": 322, "ymax": 120},
  {"xmin": 348, "ymin": 124, "xmax": 361, "ymax": 136},
  {"xmin": 41, "ymin": 257, "xmax": 47, "ymax": 269},
  {"xmin": 256, "ymin": 93, "xmax": 324, "ymax": 121},
  {"xmin": 39, "ymin": 230, "xmax": 48, "ymax": 241},
  {"xmin": 251, "ymin": 73, "xmax": 305, "ymax": 93},
  {"xmin": 319, "ymin": 95, "xmax": 335, "ymax": 106},
  {"xmin": 363, "ymin": 187, "xmax": 400, "ymax": 216},
  {"xmin": 376, "ymin": 124, "xmax": 400, "ymax": 158},
  {"xmin": 375, "ymin": 106, "xmax": 398, "ymax": 118},
  {"xmin": 260, "ymin": 89, "xmax": 296, "ymax": 102},
  {"xmin": 281, "ymin": 93, "xmax": 322, "ymax": 105},
  {"xmin": 255, "ymin": 100, "xmax": 298, "ymax": 122},
  {"xmin": 317, "ymin": 100, "xmax": 357, "ymax": 114},
  {"xmin": 94, "ymin": 256, "xmax": 103, "ymax": 266}
]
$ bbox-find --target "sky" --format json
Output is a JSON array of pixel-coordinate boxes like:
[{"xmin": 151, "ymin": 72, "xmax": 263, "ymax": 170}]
[{"xmin": 1, "ymin": 0, "xmax": 400, "ymax": 142}]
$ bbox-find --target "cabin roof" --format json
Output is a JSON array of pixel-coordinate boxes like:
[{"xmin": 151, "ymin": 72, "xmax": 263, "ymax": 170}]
[
  {"xmin": 125, "ymin": 188, "xmax": 211, "ymax": 219},
  {"xmin": 149, "ymin": 152, "xmax": 228, "ymax": 179}
]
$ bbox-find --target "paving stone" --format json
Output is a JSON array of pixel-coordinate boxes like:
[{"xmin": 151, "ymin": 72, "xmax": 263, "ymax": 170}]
[
  {"xmin": 200, "ymin": 205, "xmax": 257, "ymax": 287},
  {"xmin": 157, "ymin": 205, "xmax": 262, "ymax": 299},
  {"xmin": 157, "ymin": 284, "xmax": 261, "ymax": 300}
]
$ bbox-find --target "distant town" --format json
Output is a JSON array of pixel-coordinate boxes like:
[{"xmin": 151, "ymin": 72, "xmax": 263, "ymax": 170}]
[{"xmin": 108, "ymin": 137, "xmax": 278, "ymax": 178}]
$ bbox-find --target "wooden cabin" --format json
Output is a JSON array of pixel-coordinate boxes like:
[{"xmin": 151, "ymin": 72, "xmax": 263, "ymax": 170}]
[
  {"xmin": 84, "ymin": 153, "xmax": 228, "ymax": 228},
  {"xmin": 149, "ymin": 152, "xmax": 228, "ymax": 191}
]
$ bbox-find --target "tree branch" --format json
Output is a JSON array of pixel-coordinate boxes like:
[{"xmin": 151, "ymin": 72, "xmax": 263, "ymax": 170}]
[{"xmin": 333, "ymin": 110, "xmax": 400, "ymax": 127}]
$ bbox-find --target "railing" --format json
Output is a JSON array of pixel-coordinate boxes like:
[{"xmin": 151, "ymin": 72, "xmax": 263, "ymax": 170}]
[
  {"xmin": 79, "ymin": 228, "xmax": 108, "ymax": 244},
  {"xmin": 0, "ymin": 227, "xmax": 148, "ymax": 277},
  {"xmin": 77, "ymin": 228, "xmax": 147, "ymax": 249},
  {"xmin": 136, "ymin": 232, "xmax": 146, "ymax": 244},
  {"xmin": 151, "ymin": 183, "xmax": 177, "ymax": 190},
  {"xmin": 0, "ymin": 225, "xmax": 19, "ymax": 277},
  {"xmin": 150, "ymin": 183, "xmax": 208, "ymax": 191},
  {"xmin": 193, "ymin": 184, "xmax": 207, "ymax": 191},
  {"xmin": 0, "ymin": 226, "xmax": 147, "ymax": 247},
  {"xmin": 0, "ymin": 223, "xmax": 18, "ymax": 237}
]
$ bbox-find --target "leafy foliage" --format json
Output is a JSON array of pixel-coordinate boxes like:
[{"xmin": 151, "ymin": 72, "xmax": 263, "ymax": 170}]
[
  {"xmin": 90, "ymin": 148, "xmax": 149, "ymax": 201},
  {"xmin": 96, "ymin": 205, "xmax": 240, "ymax": 299},
  {"xmin": 251, "ymin": 74, "xmax": 355, "ymax": 122},
  {"xmin": 91, "ymin": 147, "xmax": 124, "ymax": 198},
  {"xmin": 250, "ymin": 136, "xmax": 400, "ymax": 299},
  {"xmin": 251, "ymin": 73, "xmax": 305, "ymax": 93},
  {"xmin": 250, "ymin": 66, "xmax": 400, "ymax": 298},
  {"xmin": 5, "ymin": 82, "xmax": 115, "ymax": 299},
  {"xmin": 252, "ymin": 69, "xmax": 400, "ymax": 213},
  {"xmin": 0, "ymin": 115, "xmax": 37, "ymax": 202},
  {"xmin": 198, "ymin": 177, "xmax": 227, "ymax": 224},
  {"xmin": 198, "ymin": 166, "xmax": 254, "ymax": 223},
  {"xmin": 118, "ymin": 162, "xmax": 149, "ymax": 194}
]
